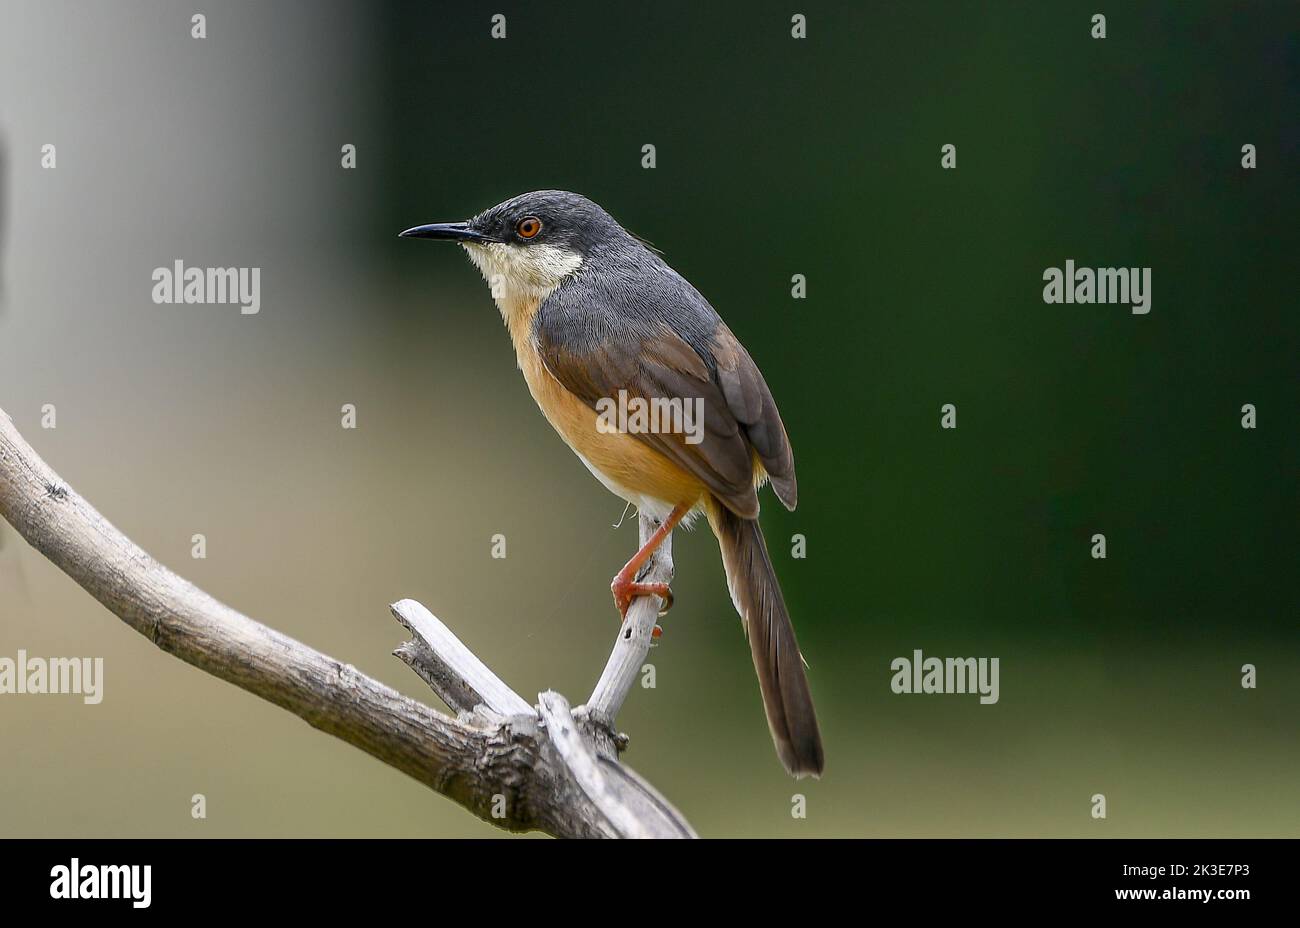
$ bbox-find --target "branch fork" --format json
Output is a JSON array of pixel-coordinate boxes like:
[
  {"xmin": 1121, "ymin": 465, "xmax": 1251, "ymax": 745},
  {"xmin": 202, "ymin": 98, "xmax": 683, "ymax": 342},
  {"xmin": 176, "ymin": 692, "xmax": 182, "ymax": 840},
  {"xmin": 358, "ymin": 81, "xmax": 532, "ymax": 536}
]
[
  {"xmin": 387, "ymin": 510, "xmax": 691, "ymax": 838},
  {"xmin": 0, "ymin": 406, "xmax": 694, "ymax": 838}
]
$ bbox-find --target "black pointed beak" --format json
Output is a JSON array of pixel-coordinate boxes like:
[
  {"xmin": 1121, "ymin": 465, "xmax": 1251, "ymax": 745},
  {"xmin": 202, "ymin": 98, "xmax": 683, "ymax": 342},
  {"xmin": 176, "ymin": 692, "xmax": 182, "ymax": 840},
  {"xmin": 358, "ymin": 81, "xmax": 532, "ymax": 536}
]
[{"xmin": 398, "ymin": 221, "xmax": 496, "ymax": 243}]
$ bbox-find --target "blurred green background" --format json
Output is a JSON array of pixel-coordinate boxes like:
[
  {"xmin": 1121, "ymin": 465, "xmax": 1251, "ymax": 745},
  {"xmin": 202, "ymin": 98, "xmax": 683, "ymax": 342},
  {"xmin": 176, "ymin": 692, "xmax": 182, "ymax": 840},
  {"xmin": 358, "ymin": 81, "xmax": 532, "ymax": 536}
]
[{"xmin": 0, "ymin": 1, "xmax": 1295, "ymax": 837}]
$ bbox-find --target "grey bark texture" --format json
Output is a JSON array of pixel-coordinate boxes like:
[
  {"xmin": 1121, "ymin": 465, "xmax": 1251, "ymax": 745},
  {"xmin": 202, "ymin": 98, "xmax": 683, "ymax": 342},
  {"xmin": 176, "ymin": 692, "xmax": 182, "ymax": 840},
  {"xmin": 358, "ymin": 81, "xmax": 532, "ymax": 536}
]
[{"xmin": 0, "ymin": 406, "xmax": 694, "ymax": 838}]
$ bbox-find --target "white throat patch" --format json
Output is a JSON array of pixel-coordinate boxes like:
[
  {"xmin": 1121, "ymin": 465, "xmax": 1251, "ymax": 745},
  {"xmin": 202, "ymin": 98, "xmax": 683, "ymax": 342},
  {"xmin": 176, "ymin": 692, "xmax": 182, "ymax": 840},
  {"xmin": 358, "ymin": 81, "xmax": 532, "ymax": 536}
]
[{"xmin": 462, "ymin": 242, "xmax": 583, "ymax": 319}]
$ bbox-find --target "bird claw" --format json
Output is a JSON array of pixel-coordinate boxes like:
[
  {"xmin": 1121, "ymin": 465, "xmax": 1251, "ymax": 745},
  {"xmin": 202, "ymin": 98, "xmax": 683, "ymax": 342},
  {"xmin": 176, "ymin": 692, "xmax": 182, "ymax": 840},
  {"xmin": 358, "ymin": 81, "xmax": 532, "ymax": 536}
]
[{"xmin": 612, "ymin": 579, "xmax": 674, "ymax": 622}]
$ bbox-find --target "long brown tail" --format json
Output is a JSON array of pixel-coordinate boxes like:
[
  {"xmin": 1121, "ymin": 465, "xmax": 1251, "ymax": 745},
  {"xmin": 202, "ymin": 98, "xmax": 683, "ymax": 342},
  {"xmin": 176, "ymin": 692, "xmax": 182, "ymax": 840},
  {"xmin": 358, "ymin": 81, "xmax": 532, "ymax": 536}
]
[{"xmin": 709, "ymin": 499, "xmax": 824, "ymax": 778}]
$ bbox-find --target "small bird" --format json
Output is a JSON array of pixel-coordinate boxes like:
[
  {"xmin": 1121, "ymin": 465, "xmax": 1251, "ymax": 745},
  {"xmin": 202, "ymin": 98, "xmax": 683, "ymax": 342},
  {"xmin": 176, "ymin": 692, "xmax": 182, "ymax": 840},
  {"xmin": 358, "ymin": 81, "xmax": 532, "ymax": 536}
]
[{"xmin": 401, "ymin": 191, "xmax": 824, "ymax": 777}]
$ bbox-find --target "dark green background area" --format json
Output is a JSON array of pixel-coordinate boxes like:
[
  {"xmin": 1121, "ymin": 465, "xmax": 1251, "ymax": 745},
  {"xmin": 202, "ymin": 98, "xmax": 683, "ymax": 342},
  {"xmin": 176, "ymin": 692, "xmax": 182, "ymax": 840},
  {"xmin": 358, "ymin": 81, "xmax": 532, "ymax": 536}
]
[
  {"xmin": 376, "ymin": 2, "xmax": 1296, "ymax": 644},
  {"xmin": 0, "ymin": 1, "xmax": 1295, "ymax": 836}
]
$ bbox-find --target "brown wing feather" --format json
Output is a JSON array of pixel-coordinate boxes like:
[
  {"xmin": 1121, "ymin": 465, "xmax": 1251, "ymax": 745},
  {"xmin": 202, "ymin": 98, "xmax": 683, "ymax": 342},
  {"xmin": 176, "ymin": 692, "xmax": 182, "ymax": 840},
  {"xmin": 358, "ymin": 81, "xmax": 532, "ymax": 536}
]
[
  {"xmin": 537, "ymin": 319, "xmax": 796, "ymax": 518},
  {"xmin": 710, "ymin": 324, "xmax": 797, "ymax": 510}
]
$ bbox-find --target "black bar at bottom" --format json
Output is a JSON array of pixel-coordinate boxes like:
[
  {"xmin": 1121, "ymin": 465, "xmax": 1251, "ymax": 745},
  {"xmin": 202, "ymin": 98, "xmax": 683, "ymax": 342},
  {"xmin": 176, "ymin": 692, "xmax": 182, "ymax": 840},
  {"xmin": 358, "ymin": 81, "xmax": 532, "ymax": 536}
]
[{"xmin": 1, "ymin": 837, "xmax": 1285, "ymax": 914}]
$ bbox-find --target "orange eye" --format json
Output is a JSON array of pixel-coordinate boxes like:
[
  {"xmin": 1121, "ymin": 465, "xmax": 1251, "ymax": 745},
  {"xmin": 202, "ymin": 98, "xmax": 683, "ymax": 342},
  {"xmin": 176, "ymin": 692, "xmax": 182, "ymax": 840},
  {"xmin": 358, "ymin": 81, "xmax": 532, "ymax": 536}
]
[{"xmin": 516, "ymin": 216, "xmax": 542, "ymax": 239}]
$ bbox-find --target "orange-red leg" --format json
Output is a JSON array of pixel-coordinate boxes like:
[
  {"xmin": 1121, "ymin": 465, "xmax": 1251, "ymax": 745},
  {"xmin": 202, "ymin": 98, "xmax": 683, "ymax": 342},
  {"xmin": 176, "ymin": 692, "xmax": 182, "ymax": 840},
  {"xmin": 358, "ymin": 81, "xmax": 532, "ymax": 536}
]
[{"xmin": 611, "ymin": 503, "xmax": 689, "ymax": 623}]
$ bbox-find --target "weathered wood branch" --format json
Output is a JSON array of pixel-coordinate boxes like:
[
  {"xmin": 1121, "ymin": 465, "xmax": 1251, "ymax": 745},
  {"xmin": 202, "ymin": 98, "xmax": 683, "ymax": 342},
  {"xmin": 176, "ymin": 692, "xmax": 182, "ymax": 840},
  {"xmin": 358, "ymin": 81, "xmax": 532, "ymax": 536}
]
[
  {"xmin": 390, "ymin": 598, "xmax": 534, "ymax": 718},
  {"xmin": 588, "ymin": 521, "xmax": 672, "ymax": 725},
  {"xmin": 0, "ymin": 406, "xmax": 694, "ymax": 838}
]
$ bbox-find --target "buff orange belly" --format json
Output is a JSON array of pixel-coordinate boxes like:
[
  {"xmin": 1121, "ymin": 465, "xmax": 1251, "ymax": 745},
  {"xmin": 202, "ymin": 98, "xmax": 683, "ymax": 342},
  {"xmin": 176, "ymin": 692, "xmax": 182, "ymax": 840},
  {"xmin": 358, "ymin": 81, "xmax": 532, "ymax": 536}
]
[{"xmin": 515, "ymin": 340, "xmax": 705, "ymax": 517}]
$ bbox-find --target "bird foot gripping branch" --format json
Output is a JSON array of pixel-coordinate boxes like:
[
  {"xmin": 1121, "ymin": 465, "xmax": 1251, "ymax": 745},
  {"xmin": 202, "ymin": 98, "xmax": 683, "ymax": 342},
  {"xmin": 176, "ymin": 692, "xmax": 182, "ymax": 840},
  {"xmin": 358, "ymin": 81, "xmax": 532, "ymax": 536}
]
[{"xmin": 610, "ymin": 500, "xmax": 685, "ymax": 625}]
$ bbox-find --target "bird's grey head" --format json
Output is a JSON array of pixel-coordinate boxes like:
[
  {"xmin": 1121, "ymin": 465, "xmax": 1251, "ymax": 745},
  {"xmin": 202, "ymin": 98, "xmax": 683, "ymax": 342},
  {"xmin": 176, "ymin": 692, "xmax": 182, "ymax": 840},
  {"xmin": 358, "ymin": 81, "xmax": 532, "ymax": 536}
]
[{"xmin": 400, "ymin": 190, "xmax": 634, "ymax": 309}]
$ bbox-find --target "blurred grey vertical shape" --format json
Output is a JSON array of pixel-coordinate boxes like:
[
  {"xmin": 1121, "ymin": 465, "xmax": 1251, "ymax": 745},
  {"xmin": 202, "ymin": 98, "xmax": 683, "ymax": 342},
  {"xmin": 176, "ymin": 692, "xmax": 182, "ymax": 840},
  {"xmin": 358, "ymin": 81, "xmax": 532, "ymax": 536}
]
[
  {"xmin": 0, "ymin": 132, "xmax": 8, "ymax": 305},
  {"xmin": 1, "ymin": 41, "xmax": 8, "ymax": 571},
  {"xmin": 0, "ymin": 0, "xmax": 379, "ymax": 606},
  {"xmin": 0, "ymin": 0, "xmax": 380, "ymax": 374},
  {"xmin": 0, "ymin": 10, "xmax": 8, "ymax": 590}
]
